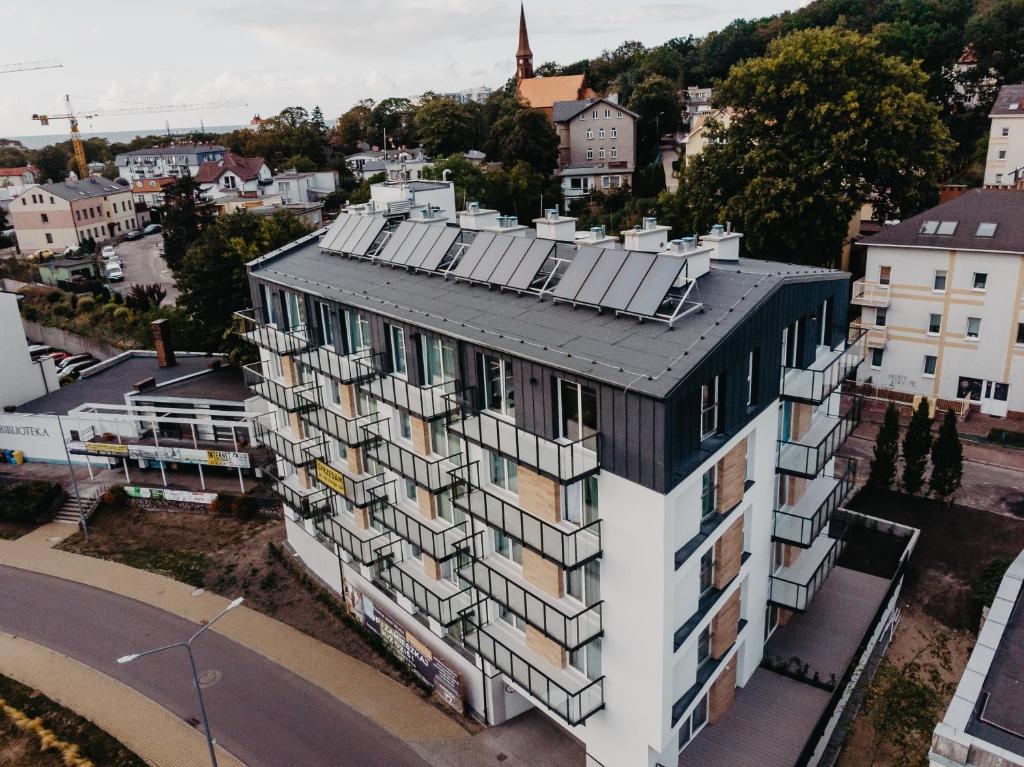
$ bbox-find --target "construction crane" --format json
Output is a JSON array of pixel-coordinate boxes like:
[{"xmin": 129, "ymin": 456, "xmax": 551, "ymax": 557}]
[
  {"xmin": 31, "ymin": 95, "xmax": 247, "ymax": 179},
  {"xmin": 0, "ymin": 60, "xmax": 62, "ymax": 74}
]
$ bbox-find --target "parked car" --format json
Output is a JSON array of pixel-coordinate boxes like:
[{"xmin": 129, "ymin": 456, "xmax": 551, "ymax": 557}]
[
  {"xmin": 101, "ymin": 245, "xmax": 116, "ymax": 259},
  {"xmin": 45, "ymin": 351, "xmax": 72, "ymax": 365},
  {"xmin": 28, "ymin": 344, "xmax": 54, "ymax": 358},
  {"xmin": 106, "ymin": 265, "xmax": 124, "ymax": 282},
  {"xmin": 143, "ymin": 224, "xmax": 162, "ymax": 235},
  {"xmin": 62, "ymin": 246, "xmax": 83, "ymax": 260},
  {"xmin": 56, "ymin": 354, "xmax": 93, "ymax": 372},
  {"xmin": 124, "ymin": 229, "xmax": 144, "ymax": 241},
  {"xmin": 61, "ymin": 359, "xmax": 97, "ymax": 379}
]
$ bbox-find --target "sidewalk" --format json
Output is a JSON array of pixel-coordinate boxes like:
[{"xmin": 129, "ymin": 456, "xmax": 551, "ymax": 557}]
[{"xmin": 0, "ymin": 631, "xmax": 244, "ymax": 767}]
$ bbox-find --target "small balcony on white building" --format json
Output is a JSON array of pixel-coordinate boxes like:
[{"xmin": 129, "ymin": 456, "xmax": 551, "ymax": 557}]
[{"xmin": 849, "ymin": 279, "xmax": 891, "ymax": 308}]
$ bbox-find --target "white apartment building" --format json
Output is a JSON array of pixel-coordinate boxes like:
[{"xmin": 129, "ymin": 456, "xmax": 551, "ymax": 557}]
[
  {"xmin": 8, "ymin": 179, "xmax": 137, "ymax": 252},
  {"xmin": 272, "ymin": 170, "xmax": 338, "ymax": 204},
  {"xmin": 0, "ymin": 291, "xmax": 59, "ymax": 408},
  {"xmin": 984, "ymin": 84, "xmax": 1024, "ymax": 187},
  {"xmin": 114, "ymin": 144, "xmax": 226, "ymax": 183},
  {"xmin": 851, "ymin": 189, "xmax": 1024, "ymax": 417},
  {"xmin": 237, "ymin": 208, "xmax": 914, "ymax": 766}
]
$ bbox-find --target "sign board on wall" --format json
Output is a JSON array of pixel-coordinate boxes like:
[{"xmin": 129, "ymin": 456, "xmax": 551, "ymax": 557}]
[
  {"xmin": 125, "ymin": 486, "xmax": 219, "ymax": 505},
  {"xmin": 315, "ymin": 459, "xmax": 347, "ymax": 496},
  {"xmin": 75, "ymin": 442, "xmax": 251, "ymax": 468}
]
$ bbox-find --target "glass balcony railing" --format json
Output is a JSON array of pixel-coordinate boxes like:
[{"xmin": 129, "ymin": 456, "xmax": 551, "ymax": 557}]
[
  {"xmin": 233, "ymin": 309, "xmax": 309, "ymax": 355},
  {"xmin": 445, "ymin": 389, "xmax": 600, "ymax": 483},
  {"xmin": 462, "ymin": 616, "xmax": 605, "ymax": 726},
  {"xmin": 768, "ymin": 533, "xmax": 844, "ymax": 612},
  {"xmin": 308, "ymin": 450, "xmax": 390, "ymax": 508},
  {"xmin": 777, "ymin": 397, "xmax": 861, "ymax": 478},
  {"xmin": 773, "ymin": 459, "xmax": 856, "ymax": 547},
  {"xmin": 457, "ymin": 546, "xmax": 602, "ymax": 651},
  {"xmin": 377, "ymin": 557, "xmax": 478, "ymax": 626},
  {"xmin": 370, "ymin": 494, "xmax": 471, "ymax": 562},
  {"xmin": 780, "ymin": 330, "xmax": 865, "ymax": 405},
  {"xmin": 295, "ymin": 389, "xmax": 382, "ymax": 448},
  {"xmin": 365, "ymin": 420, "xmax": 463, "ymax": 492},
  {"xmin": 314, "ymin": 511, "xmax": 400, "ymax": 566},
  {"xmin": 252, "ymin": 419, "xmax": 323, "ymax": 468},
  {"xmin": 450, "ymin": 462, "xmax": 601, "ymax": 569},
  {"xmin": 355, "ymin": 353, "xmax": 460, "ymax": 420},
  {"xmin": 243, "ymin": 362, "xmax": 318, "ymax": 413},
  {"xmin": 295, "ymin": 345, "xmax": 377, "ymax": 385},
  {"xmin": 264, "ymin": 464, "xmax": 330, "ymax": 519}
]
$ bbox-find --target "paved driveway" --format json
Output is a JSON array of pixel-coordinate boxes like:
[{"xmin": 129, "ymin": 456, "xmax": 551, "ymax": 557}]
[
  {"xmin": 0, "ymin": 564, "xmax": 430, "ymax": 767},
  {"xmin": 110, "ymin": 234, "xmax": 178, "ymax": 304}
]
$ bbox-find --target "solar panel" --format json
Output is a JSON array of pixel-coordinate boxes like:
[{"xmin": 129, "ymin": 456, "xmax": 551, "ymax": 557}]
[
  {"xmin": 351, "ymin": 217, "xmax": 387, "ymax": 256},
  {"xmin": 626, "ymin": 255, "xmax": 687, "ymax": 316},
  {"xmin": 338, "ymin": 216, "xmax": 373, "ymax": 253},
  {"xmin": 321, "ymin": 214, "xmax": 359, "ymax": 251},
  {"xmin": 451, "ymin": 231, "xmax": 495, "ymax": 278},
  {"xmin": 418, "ymin": 227, "xmax": 461, "ymax": 271},
  {"xmin": 551, "ymin": 245, "xmax": 604, "ymax": 301},
  {"xmin": 374, "ymin": 221, "xmax": 416, "ymax": 263},
  {"xmin": 505, "ymin": 239, "xmax": 555, "ymax": 290},
  {"xmin": 392, "ymin": 222, "xmax": 431, "ymax": 266},
  {"xmin": 601, "ymin": 251, "xmax": 656, "ymax": 311},
  {"xmin": 403, "ymin": 225, "xmax": 445, "ymax": 269},
  {"xmin": 575, "ymin": 249, "xmax": 628, "ymax": 306},
  {"xmin": 469, "ymin": 235, "xmax": 518, "ymax": 282},
  {"xmin": 486, "ymin": 237, "xmax": 533, "ymax": 286}
]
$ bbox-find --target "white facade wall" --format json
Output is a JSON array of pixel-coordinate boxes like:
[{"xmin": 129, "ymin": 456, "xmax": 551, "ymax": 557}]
[
  {"xmin": 984, "ymin": 115, "xmax": 1024, "ymax": 186},
  {"xmin": 0, "ymin": 292, "xmax": 59, "ymax": 408}
]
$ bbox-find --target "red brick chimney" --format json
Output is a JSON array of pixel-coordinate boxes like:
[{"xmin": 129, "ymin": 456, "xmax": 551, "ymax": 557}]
[{"xmin": 150, "ymin": 319, "xmax": 176, "ymax": 368}]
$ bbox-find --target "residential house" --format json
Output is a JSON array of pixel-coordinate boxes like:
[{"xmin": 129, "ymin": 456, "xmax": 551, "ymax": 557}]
[
  {"xmin": 131, "ymin": 177, "xmax": 175, "ymax": 208},
  {"xmin": 9, "ymin": 179, "xmax": 137, "ymax": 253},
  {"xmin": 684, "ymin": 109, "xmax": 732, "ymax": 164},
  {"xmin": 984, "ymin": 84, "xmax": 1024, "ymax": 186},
  {"xmin": 37, "ymin": 258, "xmax": 99, "ymax": 287},
  {"xmin": 851, "ymin": 189, "xmax": 1024, "ymax": 417},
  {"xmin": 345, "ymin": 149, "xmax": 432, "ymax": 182},
  {"xmin": 195, "ymin": 152, "xmax": 273, "ymax": 201},
  {"xmin": 114, "ymin": 144, "xmax": 226, "ymax": 183},
  {"xmin": 0, "ymin": 166, "xmax": 38, "ymax": 187},
  {"xmin": 236, "ymin": 206, "xmax": 912, "ymax": 767},
  {"xmin": 682, "ymin": 86, "xmax": 715, "ymax": 133},
  {"xmin": 551, "ymin": 97, "xmax": 637, "ymax": 198},
  {"xmin": 272, "ymin": 170, "xmax": 338, "ymax": 204},
  {"xmin": 514, "ymin": 5, "xmax": 594, "ymax": 118},
  {"xmin": 348, "ymin": 177, "xmax": 456, "ymax": 222}
]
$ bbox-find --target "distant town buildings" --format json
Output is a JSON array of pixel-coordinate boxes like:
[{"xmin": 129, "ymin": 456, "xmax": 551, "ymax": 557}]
[
  {"xmin": 444, "ymin": 85, "xmax": 493, "ymax": 105},
  {"xmin": 0, "ymin": 165, "xmax": 38, "ymax": 187},
  {"xmin": 514, "ymin": 4, "xmax": 594, "ymax": 118},
  {"xmin": 984, "ymin": 84, "xmax": 1024, "ymax": 187},
  {"xmin": 8, "ymin": 178, "xmax": 136, "ymax": 253},
  {"xmin": 552, "ymin": 97, "xmax": 637, "ymax": 198},
  {"xmin": 114, "ymin": 143, "xmax": 226, "ymax": 183}
]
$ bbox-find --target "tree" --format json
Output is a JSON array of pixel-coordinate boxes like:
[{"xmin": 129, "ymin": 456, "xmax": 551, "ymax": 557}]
[
  {"xmin": 672, "ymin": 27, "xmax": 952, "ymax": 266},
  {"xmin": 869, "ymin": 402, "xmax": 901, "ymax": 489},
  {"xmin": 929, "ymin": 409, "xmax": 963, "ymax": 504},
  {"xmin": 161, "ymin": 176, "xmax": 214, "ymax": 272},
  {"xmin": 413, "ymin": 97, "xmax": 478, "ymax": 157},
  {"xmin": 311, "ymin": 105, "xmax": 328, "ymax": 137},
  {"xmin": 489, "ymin": 105, "xmax": 559, "ymax": 173},
  {"xmin": 902, "ymin": 398, "xmax": 933, "ymax": 495},
  {"xmin": 627, "ymin": 74, "xmax": 681, "ymax": 164},
  {"xmin": 284, "ymin": 154, "xmax": 316, "ymax": 172},
  {"xmin": 35, "ymin": 145, "xmax": 69, "ymax": 183},
  {"xmin": 422, "ymin": 154, "xmax": 490, "ymax": 208},
  {"xmin": 371, "ymin": 97, "xmax": 417, "ymax": 147},
  {"xmin": 335, "ymin": 102, "xmax": 375, "ymax": 150}
]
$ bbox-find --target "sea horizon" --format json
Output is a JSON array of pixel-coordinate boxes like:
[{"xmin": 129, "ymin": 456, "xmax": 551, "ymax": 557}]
[{"xmin": 4, "ymin": 125, "xmax": 248, "ymax": 150}]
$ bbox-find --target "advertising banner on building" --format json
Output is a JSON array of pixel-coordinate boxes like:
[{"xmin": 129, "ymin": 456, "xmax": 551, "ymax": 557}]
[
  {"xmin": 78, "ymin": 442, "xmax": 250, "ymax": 468},
  {"xmin": 125, "ymin": 486, "xmax": 219, "ymax": 505},
  {"xmin": 315, "ymin": 459, "xmax": 347, "ymax": 496}
]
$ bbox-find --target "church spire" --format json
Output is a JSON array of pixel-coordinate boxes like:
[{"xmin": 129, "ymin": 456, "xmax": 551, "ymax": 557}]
[{"xmin": 516, "ymin": 2, "xmax": 534, "ymax": 80}]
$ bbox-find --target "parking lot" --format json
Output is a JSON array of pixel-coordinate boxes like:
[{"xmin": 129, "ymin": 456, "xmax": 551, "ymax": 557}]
[{"xmin": 107, "ymin": 233, "xmax": 178, "ymax": 305}]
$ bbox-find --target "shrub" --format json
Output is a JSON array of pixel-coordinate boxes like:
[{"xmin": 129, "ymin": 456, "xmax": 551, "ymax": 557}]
[
  {"xmin": 102, "ymin": 302, "xmax": 119, "ymax": 315},
  {"xmin": 234, "ymin": 494, "xmax": 259, "ymax": 520},
  {"xmin": 76, "ymin": 295, "xmax": 96, "ymax": 312},
  {"xmin": 46, "ymin": 289, "xmax": 63, "ymax": 303},
  {"xmin": 21, "ymin": 306, "xmax": 38, "ymax": 321},
  {"xmin": 0, "ymin": 480, "xmax": 63, "ymax": 523},
  {"xmin": 971, "ymin": 558, "xmax": 1013, "ymax": 612},
  {"xmin": 112, "ymin": 306, "xmax": 132, "ymax": 320},
  {"xmin": 110, "ymin": 291, "xmax": 123, "ymax": 305},
  {"xmin": 52, "ymin": 303, "xmax": 72, "ymax": 317},
  {"xmin": 107, "ymin": 484, "xmax": 128, "ymax": 506},
  {"xmin": 211, "ymin": 491, "xmax": 237, "ymax": 515}
]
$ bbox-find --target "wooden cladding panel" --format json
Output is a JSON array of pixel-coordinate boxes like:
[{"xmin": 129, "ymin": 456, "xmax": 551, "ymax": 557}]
[
  {"xmin": 708, "ymin": 659, "xmax": 737, "ymax": 725},
  {"xmin": 353, "ymin": 506, "xmax": 370, "ymax": 530},
  {"xmin": 713, "ymin": 518, "xmax": 743, "ymax": 589},
  {"xmin": 416, "ymin": 486, "xmax": 437, "ymax": 520},
  {"xmin": 522, "ymin": 548, "xmax": 564, "ymax": 599},
  {"xmin": 518, "ymin": 465, "xmax": 560, "ymax": 525},
  {"xmin": 348, "ymin": 447, "xmax": 364, "ymax": 476},
  {"xmin": 422, "ymin": 553, "xmax": 441, "ymax": 580},
  {"xmin": 339, "ymin": 383, "xmax": 357, "ymax": 419},
  {"xmin": 410, "ymin": 415, "xmax": 430, "ymax": 457},
  {"xmin": 710, "ymin": 590, "xmax": 741, "ymax": 659},
  {"xmin": 791, "ymin": 402, "xmax": 814, "ymax": 442},
  {"xmin": 526, "ymin": 625, "xmax": 566, "ymax": 669},
  {"xmin": 715, "ymin": 438, "xmax": 747, "ymax": 513}
]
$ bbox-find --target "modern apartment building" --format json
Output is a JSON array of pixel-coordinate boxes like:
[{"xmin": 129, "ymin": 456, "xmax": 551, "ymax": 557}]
[
  {"xmin": 8, "ymin": 179, "xmax": 137, "ymax": 253},
  {"xmin": 851, "ymin": 189, "xmax": 1024, "ymax": 417},
  {"xmin": 984, "ymin": 84, "xmax": 1024, "ymax": 187},
  {"xmin": 233, "ymin": 201, "xmax": 914, "ymax": 765},
  {"xmin": 114, "ymin": 143, "xmax": 226, "ymax": 183},
  {"xmin": 552, "ymin": 98, "xmax": 637, "ymax": 198}
]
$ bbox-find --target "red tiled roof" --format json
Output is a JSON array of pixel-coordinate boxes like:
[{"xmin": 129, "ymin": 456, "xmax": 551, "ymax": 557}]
[
  {"xmin": 131, "ymin": 177, "xmax": 175, "ymax": 192},
  {"xmin": 0, "ymin": 166, "xmax": 32, "ymax": 177},
  {"xmin": 195, "ymin": 152, "xmax": 267, "ymax": 183}
]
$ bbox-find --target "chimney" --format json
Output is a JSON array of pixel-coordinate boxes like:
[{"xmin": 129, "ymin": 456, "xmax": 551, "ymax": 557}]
[{"xmin": 150, "ymin": 319, "xmax": 176, "ymax": 367}]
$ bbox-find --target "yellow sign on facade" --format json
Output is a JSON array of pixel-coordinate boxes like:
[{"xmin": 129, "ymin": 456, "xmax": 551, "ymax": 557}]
[
  {"xmin": 315, "ymin": 459, "xmax": 347, "ymax": 497},
  {"xmin": 85, "ymin": 442, "xmax": 129, "ymax": 457}
]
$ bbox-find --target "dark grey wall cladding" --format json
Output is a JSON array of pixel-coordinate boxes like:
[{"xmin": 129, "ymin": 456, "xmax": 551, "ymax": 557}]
[{"xmin": 249, "ymin": 271, "xmax": 848, "ymax": 496}]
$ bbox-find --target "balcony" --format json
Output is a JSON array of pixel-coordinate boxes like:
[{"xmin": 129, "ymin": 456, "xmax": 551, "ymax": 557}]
[
  {"xmin": 365, "ymin": 420, "xmax": 463, "ymax": 492},
  {"xmin": 296, "ymin": 390, "xmax": 382, "ymax": 448},
  {"xmin": 850, "ymin": 279, "xmax": 890, "ymax": 308},
  {"xmin": 233, "ymin": 309, "xmax": 309, "ymax": 355},
  {"xmin": 356, "ymin": 354, "xmax": 459, "ymax": 420},
  {"xmin": 773, "ymin": 459, "xmax": 856, "ymax": 547},
  {"xmin": 252, "ymin": 419, "xmax": 322, "ymax": 468},
  {"xmin": 451, "ymin": 463, "xmax": 601, "ymax": 569},
  {"xmin": 768, "ymin": 532, "xmax": 844, "ymax": 612},
  {"xmin": 446, "ymin": 389, "xmax": 600, "ymax": 483},
  {"xmin": 370, "ymin": 495, "xmax": 471, "ymax": 562},
  {"xmin": 848, "ymin": 320, "xmax": 889, "ymax": 348},
  {"xmin": 780, "ymin": 332, "xmax": 864, "ymax": 405},
  {"xmin": 457, "ymin": 549, "xmax": 602, "ymax": 651},
  {"xmin": 378, "ymin": 557, "xmax": 477, "ymax": 626},
  {"xmin": 777, "ymin": 397, "xmax": 861, "ymax": 479},
  {"xmin": 462, "ymin": 616, "xmax": 604, "ymax": 726},
  {"xmin": 314, "ymin": 510, "xmax": 400, "ymax": 566},
  {"xmin": 243, "ymin": 362, "xmax": 317, "ymax": 413},
  {"xmin": 308, "ymin": 452, "xmax": 389, "ymax": 508},
  {"xmin": 264, "ymin": 464, "xmax": 330, "ymax": 519},
  {"xmin": 295, "ymin": 345, "xmax": 377, "ymax": 385}
]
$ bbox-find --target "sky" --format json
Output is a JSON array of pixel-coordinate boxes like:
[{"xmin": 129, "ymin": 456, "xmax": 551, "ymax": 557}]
[{"xmin": 0, "ymin": 0, "xmax": 808, "ymax": 140}]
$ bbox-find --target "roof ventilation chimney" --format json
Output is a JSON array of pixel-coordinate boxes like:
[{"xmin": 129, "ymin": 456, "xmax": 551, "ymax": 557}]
[
  {"xmin": 458, "ymin": 202, "xmax": 499, "ymax": 231},
  {"xmin": 623, "ymin": 218, "xmax": 671, "ymax": 252},
  {"xmin": 468, "ymin": 201, "xmax": 480, "ymax": 213},
  {"xmin": 534, "ymin": 207, "xmax": 577, "ymax": 242},
  {"xmin": 642, "ymin": 216, "xmax": 658, "ymax": 231},
  {"xmin": 703, "ymin": 222, "xmax": 743, "ymax": 261}
]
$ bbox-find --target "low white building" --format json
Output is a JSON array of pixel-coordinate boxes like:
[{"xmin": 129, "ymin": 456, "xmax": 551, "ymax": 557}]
[
  {"xmin": 851, "ymin": 188, "xmax": 1024, "ymax": 417},
  {"xmin": 984, "ymin": 84, "xmax": 1024, "ymax": 187},
  {"xmin": 350, "ymin": 178, "xmax": 456, "ymax": 223},
  {"xmin": 0, "ymin": 291, "xmax": 59, "ymax": 409},
  {"xmin": 271, "ymin": 170, "xmax": 338, "ymax": 204}
]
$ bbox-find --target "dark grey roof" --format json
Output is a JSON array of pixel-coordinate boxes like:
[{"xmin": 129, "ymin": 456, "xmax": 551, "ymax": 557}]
[
  {"xmin": 116, "ymin": 144, "xmax": 225, "ymax": 159},
  {"xmin": 990, "ymin": 84, "xmax": 1024, "ymax": 117},
  {"xmin": 551, "ymin": 97, "xmax": 638, "ymax": 123},
  {"xmin": 36, "ymin": 178, "xmax": 128, "ymax": 202},
  {"xmin": 18, "ymin": 352, "xmax": 225, "ymax": 414},
  {"xmin": 133, "ymin": 365, "xmax": 251, "ymax": 402},
  {"xmin": 250, "ymin": 231, "xmax": 844, "ymax": 399},
  {"xmin": 863, "ymin": 189, "xmax": 1024, "ymax": 254}
]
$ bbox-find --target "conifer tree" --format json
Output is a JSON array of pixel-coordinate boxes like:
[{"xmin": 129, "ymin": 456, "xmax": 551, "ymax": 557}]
[
  {"xmin": 929, "ymin": 409, "xmax": 963, "ymax": 505},
  {"xmin": 868, "ymin": 402, "xmax": 900, "ymax": 489},
  {"xmin": 902, "ymin": 399, "xmax": 933, "ymax": 495}
]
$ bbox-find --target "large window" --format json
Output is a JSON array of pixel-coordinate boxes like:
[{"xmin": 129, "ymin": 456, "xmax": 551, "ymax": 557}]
[
  {"xmin": 558, "ymin": 379, "xmax": 598, "ymax": 441},
  {"xmin": 966, "ymin": 317, "xmax": 981, "ymax": 339},
  {"xmin": 923, "ymin": 355, "xmax": 937, "ymax": 376},
  {"xmin": 569, "ymin": 638, "xmax": 602, "ymax": 681},
  {"xmin": 701, "ymin": 466, "xmax": 717, "ymax": 520},
  {"xmin": 261, "ymin": 284, "xmax": 277, "ymax": 325},
  {"xmin": 284, "ymin": 292, "xmax": 305, "ymax": 330},
  {"xmin": 933, "ymin": 270, "xmax": 947, "ymax": 292},
  {"xmin": 973, "ymin": 272, "xmax": 988, "ymax": 290},
  {"xmin": 429, "ymin": 419, "xmax": 460, "ymax": 459},
  {"xmin": 493, "ymin": 528, "xmax": 523, "ymax": 564},
  {"xmin": 345, "ymin": 310, "xmax": 371, "ymax": 353},
  {"xmin": 436, "ymin": 490, "xmax": 465, "ymax": 526},
  {"xmin": 317, "ymin": 302, "xmax": 335, "ymax": 347},
  {"xmin": 482, "ymin": 355, "xmax": 515, "ymax": 418},
  {"xmin": 699, "ymin": 549, "xmax": 714, "ymax": 595},
  {"xmin": 700, "ymin": 376, "xmax": 719, "ymax": 440},
  {"xmin": 562, "ymin": 476, "xmax": 599, "ymax": 526},
  {"xmin": 488, "ymin": 452, "xmax": 518, "ymax": 493},
  {"xmin": 422, "ymin": 335, "xmax": 456, "ymax": 385},
  {"xmin": 567, "ymin": 560, "xmax": 601, "ymax": 606},
  {"xmin": 928, "ymin": 313, "xmax": 942, "ymax": 335},
  {"xmin": 697, "ymin": 625, "xmax": 712, "ymax": 667},
  {"xmin": 388, "ymin": 324, "xmax": 407, "ymax": 375}
]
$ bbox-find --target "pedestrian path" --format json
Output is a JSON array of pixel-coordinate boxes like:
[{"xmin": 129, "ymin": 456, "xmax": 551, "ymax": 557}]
[{"xmin": 0, "ymin": 631, "xmax": 244, "ymax": 767}]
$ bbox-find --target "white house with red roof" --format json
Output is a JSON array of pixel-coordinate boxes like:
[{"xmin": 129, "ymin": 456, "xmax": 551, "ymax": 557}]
[
  {"xmin": 0, "ymin": 166, "xmax": 38, "ymax": 188},
  {"xmin": 195, "ymin": 152, "xmax": 273, "ymax": 201}
]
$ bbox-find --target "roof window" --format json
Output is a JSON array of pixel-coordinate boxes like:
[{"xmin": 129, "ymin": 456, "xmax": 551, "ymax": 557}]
[
  {"xmin": 936, "ymin": 221, "xmax": 958, "ymax": 235},
  {"xmin": 976, "ymin": 222, "xmax": 998, "ymax": 237},
  {"xmin": 921, "ymin": 220, "xmax": 958, "ymax": 235},
  {"xmin": 919, "ymin": 220, "xmax": 939, "ymax": 234}
]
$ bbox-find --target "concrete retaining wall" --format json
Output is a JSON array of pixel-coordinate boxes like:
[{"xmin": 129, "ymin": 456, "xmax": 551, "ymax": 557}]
[{"xmin": 21, "ymin": 320, "xmax": 123, "ymax": 360}]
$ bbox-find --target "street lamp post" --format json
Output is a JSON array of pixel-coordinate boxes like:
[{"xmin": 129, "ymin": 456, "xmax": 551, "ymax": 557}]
[
  {"xmin": 56, "ymin": 414, "xmax": 88, "ymax": 542},
  {"xmin": 117, "ymin": 597, "xmax": 244, "ymax": 767}
]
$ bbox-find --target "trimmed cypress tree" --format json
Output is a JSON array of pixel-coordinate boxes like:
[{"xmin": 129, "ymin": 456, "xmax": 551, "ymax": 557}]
[
  {"xmin": 902, "ymin": 398, "xmax": 933, "ymax": 495},
  {"xmin": 930, "ymin": 409, "xmax": 963, "ymax": 505},
  {"xmin": 868, "ymin": 402, "xmax": 900, "ymax": 489}
]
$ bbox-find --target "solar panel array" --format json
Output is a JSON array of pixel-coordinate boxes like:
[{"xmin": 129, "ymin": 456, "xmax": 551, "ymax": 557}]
[{"xmin": 318, "ymin": 213, "xmax": 695, "ymax": 322}]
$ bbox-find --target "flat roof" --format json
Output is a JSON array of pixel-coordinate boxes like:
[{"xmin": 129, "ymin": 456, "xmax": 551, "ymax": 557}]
[
  {"xmin": 18, "ymin": 351, "xmax": 225, "ymax": 414},
  {"xmin": 132, "ymin": 365, "xmax": 251, "ymax": 403},
  {"xmin": 250, "ymin": 228, "xmax": 843, "ymax": 399}
]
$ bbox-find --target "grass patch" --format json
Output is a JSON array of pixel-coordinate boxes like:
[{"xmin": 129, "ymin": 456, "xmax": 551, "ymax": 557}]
[{"xmin": 112, "ymin": 547, "xmax": 210, "ymax": 588}]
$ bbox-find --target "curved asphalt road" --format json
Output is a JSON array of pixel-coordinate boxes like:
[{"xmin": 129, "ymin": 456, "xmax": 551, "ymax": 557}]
[{"xmin": 0, "ymin": 565, "xmax": 431, "ymax": 767}]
